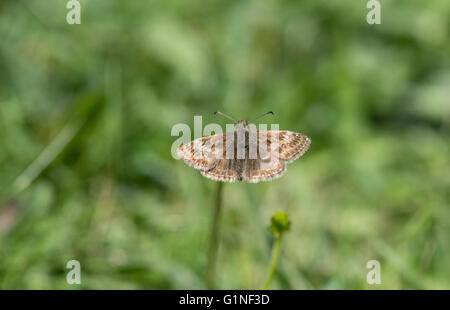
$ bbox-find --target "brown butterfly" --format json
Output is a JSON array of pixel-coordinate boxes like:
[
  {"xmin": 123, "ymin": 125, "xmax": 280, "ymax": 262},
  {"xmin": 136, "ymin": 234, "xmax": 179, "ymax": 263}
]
[{"xmin": 177, "ymin": 111, "xmax": 310, "ymax": 183}]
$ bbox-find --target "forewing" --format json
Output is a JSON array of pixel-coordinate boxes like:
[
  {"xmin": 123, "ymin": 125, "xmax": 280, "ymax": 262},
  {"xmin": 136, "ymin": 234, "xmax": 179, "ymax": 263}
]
[
  {"xmin": 177, "ymin": 134, "xmax": 225, "ymax": 170},
  {"xmin": 258, "ymin": 130, "xmax": 310, "ymax": 163}
]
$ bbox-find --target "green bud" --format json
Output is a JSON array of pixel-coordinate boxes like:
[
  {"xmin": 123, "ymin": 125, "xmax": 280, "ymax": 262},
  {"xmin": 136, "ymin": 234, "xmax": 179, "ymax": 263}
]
[{"xmin": 269, "ymin": 211, "xmax": 291, "ymax": 236}]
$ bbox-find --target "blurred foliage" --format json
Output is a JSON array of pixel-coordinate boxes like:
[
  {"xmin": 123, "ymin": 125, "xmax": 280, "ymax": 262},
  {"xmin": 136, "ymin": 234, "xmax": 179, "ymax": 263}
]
[
  {"xmin": 0, "ymin": 0, "xmax": 449, "ymax": 289},
  {"xmin": 270, "ymin": 211, "xmax": 291, "ymax": 236}
]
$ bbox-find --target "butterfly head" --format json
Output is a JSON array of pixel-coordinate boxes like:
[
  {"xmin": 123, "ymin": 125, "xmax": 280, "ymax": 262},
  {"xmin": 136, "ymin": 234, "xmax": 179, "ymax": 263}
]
[
  {"xmin": 214, "ymin": 111, "xmax": 273, "ymax": 132},
  {"xmin": 235, "ymin": 120, "xmax": 249, "ymax": 132}
]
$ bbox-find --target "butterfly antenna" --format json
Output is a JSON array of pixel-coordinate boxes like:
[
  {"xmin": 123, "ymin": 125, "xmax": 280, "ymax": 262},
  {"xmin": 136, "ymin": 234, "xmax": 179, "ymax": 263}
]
[
  {"xmin": 249, "ymin": 111, "xmax": 274, "ymax": 123},
  {"xmin": 214, "ymin": 111, "xmax": 237, "ymax": 123}
]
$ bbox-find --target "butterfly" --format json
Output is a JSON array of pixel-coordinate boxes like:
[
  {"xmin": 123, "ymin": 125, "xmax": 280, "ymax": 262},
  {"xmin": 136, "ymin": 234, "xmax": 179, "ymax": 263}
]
[{"xmin": 177, "ymin": 111, "xmax": 310, "ymax": 183}]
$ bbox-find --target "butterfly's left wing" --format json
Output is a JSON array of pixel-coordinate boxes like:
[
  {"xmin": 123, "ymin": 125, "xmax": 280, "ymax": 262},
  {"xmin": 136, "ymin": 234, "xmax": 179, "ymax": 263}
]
[
  {"xmin": 201, "ymin": 159, "xmax": 240, "ymax": 183},
  {"xmin": 177, "ymin": 133, "xmax": 226, "ymax": 171}
]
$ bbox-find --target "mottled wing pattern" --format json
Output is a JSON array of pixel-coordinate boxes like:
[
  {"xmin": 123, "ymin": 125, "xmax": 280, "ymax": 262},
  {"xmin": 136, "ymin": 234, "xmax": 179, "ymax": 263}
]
[
  {"xmin": 243, "ymin": 158, "xmax": 286, "ymax": 183},
  {"xmin": 177, "ymin": 134, "xmax": 225, "ymax": 171},
  {"xmin": 274, "ymin": 130, "xmax": 311, "ymax": 163},
  {"xmin": 178, "ymin": 130, "xmax": 310, "ymax": 183},
  {"xmin": 241, "ymin": 130, "xmax": 310, "ymax": 182},
  {"xmin": 256, "ymin": 130, "xmax": 310, "ymax": 162},
  {"xmin": 201, "ymin": 159, "xmax": 240, "ymax": 182}
]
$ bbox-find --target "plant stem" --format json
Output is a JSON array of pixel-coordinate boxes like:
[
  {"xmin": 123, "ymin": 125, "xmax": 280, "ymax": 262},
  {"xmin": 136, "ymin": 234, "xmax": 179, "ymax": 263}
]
[
  {"xmin": 13, "ymin": 120, "xmax": 83, "ymax": 194},
  {"xmin": 0, "ymin": 119, "xmax": 83, "ymax": 206},
  {"xmin": 262, "ymin": 233, "xmax": 282, "ymax": 290},
  {"xmin": 206, "ymin": 181, "xmax": 223, "ymax": 289}
]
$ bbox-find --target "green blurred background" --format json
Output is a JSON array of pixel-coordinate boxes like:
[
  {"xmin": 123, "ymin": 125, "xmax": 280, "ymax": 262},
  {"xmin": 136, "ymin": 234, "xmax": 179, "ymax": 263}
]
[{"xmin": 0, "ymin": 0, "xmax": 449, "ymax": 289}]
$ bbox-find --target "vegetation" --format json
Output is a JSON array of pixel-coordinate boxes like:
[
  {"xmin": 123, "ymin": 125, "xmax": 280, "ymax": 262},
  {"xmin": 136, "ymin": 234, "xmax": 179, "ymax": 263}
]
[{"xmin": 0, "ymin": 0, "xmax": 449, "ymax": 289}]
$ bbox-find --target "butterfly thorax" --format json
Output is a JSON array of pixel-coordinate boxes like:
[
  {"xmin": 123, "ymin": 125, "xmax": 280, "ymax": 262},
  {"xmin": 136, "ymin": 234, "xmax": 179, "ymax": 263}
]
[{"xmin": 233, "ymin": 120, "xmax": 251, "ymax": 152}]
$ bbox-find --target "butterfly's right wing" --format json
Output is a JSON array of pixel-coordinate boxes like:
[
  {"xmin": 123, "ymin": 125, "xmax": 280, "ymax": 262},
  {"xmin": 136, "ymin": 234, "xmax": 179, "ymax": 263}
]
[
  {"xmin": 242, "ymin": 130, "xmax": 310, "ymax": 183},
  {"xmin": 258, "ymin": 130, "xmax": 311, "ymax": 163},
  {"xmin": 243, "ymin": 157, "xmax": 286, "ymax": 183}
]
